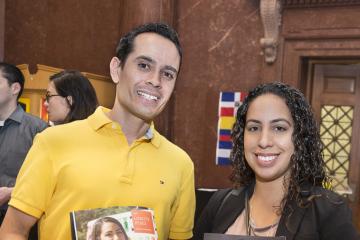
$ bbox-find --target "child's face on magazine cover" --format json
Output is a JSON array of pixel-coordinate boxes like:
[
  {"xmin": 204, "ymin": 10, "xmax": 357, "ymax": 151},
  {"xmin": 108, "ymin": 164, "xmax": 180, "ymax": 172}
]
[{"xmin": 100, "ymin": 222, "xmax": 127, "ymax": 240}]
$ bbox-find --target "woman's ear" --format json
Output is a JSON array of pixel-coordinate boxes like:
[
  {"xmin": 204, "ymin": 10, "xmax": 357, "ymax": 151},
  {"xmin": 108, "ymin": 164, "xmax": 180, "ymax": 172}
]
[
  {"xmin": 110, "ymin": 57, "xmax": 121, "ymax": 84},
  {"xmin": 66, "ymin": 96, "xmax": 73, "ymax": 106}
]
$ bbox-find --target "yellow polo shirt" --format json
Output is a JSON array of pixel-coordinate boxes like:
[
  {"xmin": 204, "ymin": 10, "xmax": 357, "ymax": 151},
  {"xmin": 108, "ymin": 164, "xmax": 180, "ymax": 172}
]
[{"xmin": 10, "ymin": 107, "xmax": 195, "ymax": 240}]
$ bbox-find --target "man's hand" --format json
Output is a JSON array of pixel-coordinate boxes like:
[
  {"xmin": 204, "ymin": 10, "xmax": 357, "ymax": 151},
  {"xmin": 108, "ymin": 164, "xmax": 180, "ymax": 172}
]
[{"xmin": 0, "ymin": 187, "xmax": 12, "ymax": 206}]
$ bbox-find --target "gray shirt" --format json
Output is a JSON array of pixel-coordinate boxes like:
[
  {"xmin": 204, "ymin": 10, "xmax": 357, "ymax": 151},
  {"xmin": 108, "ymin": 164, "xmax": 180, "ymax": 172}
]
[{"xmin": 0, "ymin": 105, "xmax": 47, "ymax": 188}]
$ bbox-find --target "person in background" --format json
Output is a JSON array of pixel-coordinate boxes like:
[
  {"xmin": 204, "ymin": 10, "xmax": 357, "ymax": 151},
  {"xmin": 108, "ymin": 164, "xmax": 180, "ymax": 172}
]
[
  {"xmin": 44, "ymin": 70, "xmax": 98, "ymax": 125},
  {"xmin": 0, "ymin": 22, "xmax": 195, "ymax": 240},
  {"xmin": 194, "ymin": 82, "xmax": 359, "ymax": 239},
  {"xmin": 0, "ymin": 62, "xmax": 47, "ymax": 239}
]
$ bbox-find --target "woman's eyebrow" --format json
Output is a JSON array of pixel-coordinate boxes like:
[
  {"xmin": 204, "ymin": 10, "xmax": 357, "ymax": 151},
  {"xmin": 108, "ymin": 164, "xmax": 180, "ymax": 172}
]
[{"xmin": 270, "ymin": 118, "xmax": 292, "ymax": 126}]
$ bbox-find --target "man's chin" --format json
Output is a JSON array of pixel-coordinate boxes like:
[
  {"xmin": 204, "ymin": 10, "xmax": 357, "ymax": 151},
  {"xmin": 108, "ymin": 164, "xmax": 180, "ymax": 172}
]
[{"xmin": 135, "ymin": 112, "xmax": 158, "ymax": 123}]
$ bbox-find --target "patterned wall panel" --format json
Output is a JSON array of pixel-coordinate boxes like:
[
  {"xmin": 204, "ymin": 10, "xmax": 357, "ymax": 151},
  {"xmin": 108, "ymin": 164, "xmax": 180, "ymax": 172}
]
[{"xmin": 320, "ymin": 105, "xmax": 354, "ymax": 195}]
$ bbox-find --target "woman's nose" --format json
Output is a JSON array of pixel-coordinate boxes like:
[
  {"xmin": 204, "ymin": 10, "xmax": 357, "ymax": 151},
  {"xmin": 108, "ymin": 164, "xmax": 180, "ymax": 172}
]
[{"xmin": 258, "ymin": 129, "xmax": 273, "ymax": 148}]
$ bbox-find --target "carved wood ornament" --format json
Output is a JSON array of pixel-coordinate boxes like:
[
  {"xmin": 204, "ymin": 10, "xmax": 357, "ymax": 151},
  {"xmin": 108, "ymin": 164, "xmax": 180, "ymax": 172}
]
[{"xmin": 260, "ymin": 0, "xmax": 282, "ymax": 64}]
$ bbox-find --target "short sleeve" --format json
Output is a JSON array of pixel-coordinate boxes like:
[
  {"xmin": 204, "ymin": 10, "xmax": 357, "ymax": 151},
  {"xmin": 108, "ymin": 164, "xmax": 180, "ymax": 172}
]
[
  {"xmin": 9, "ymin": 133, "xmax": 56, "ymax": 219},
  {"xmin": 169, "ymin": 160, "xmax": 195, "ymax": 240}
]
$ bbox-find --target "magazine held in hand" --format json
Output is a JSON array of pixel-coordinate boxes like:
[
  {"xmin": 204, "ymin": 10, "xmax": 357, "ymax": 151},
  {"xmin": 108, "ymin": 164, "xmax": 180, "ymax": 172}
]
[
  {"xmin": 70, "ymin": 206, "xmax": 158, "ymax": 240},
  {"xmin": 204, "ymin": 233, "xmax": 286, "ymax": 240}
]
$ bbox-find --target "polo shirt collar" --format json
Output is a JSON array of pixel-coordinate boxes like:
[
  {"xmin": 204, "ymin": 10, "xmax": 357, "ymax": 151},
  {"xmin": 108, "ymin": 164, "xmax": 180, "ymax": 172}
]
[
  {"xmin": 87, "ymin": 106, "xmax": 113, "ymax": 130},
  {"xmin": 146, "ymin": 123, "xmax": 161, "ymax": 148},
  {"xmin": 88, "ymin": 106, "xmax": 161, "ymax": 148},
  {"xmin": 7, "ymin": 105, "xmax": 25, "ymax": 123}
]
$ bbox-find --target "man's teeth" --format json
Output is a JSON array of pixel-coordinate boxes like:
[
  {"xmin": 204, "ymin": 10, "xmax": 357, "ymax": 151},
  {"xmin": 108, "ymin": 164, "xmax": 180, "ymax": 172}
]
[
  {"xmin": 138, "ymin": 91, "xmax": 159, "ymax": 101},
  {"xmin": 257, "ymin": 155, "xmax": 276, "ymax": 161}
]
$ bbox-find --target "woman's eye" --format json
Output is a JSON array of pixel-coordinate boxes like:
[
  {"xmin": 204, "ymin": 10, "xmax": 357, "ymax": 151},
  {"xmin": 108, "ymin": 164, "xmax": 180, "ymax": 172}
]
[
  {"xmin": 274, "ymin": 126, "xmax": 287, "ymax": 132},
  {"xmin": 247, "ymin": 126, "xmax": 259, "ymax": 132}
]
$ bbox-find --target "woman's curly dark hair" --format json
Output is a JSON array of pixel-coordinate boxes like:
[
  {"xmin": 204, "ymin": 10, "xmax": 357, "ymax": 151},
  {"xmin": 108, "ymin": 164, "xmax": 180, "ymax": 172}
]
[{"xmin": 230, "ymin": 82, "xmax": 330, "ymax": 211}]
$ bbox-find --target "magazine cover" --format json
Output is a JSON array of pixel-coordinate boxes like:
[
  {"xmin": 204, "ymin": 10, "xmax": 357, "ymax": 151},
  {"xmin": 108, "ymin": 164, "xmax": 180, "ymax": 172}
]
[
  {"xmin": 70, "ymin": 206, "xmax": 158, "ymax": 240},
  {"xmin": 204, "ymin": 233, "xmax": 286, "ymax": 240}
]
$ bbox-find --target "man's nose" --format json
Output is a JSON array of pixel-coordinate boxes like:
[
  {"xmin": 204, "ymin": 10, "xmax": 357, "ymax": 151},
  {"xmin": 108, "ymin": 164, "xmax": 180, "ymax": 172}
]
[{"xmin": 146, "ymin": 72, "xmax": 161, "ymax": 88}]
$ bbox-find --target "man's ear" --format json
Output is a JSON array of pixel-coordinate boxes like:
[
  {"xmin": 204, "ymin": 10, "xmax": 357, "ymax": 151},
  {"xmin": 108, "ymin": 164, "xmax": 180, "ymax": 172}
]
[
  {"xmin": 110, "ymin": 57, "xmax": 121, "ymax": 84},
  {"xmin": 11, "ymin": 82, "xmax": 21, "ymax": 97},
  {"xmin": 66, "ymin": 96, "xmax": 73, "ymax": 106}
]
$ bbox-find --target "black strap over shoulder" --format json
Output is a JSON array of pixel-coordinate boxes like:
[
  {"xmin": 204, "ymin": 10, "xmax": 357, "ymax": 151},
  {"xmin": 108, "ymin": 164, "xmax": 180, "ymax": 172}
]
[
  {"xmin": 214, "ymin": 188, "xmax": 243, "ymax": 221},
  {"xmin": 212, "ymin": 187, "xmax": 246, "ymax": 232},
  {"xmin": 194, "ymin": 186, "xmax": 248, "ymax": 239}
]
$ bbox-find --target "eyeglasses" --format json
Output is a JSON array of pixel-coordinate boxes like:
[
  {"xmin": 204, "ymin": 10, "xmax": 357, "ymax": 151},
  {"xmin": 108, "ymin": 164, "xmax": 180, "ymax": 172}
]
[{"xmin": 45, "ymin": 93, "xmax": 61, "ymax": 102}]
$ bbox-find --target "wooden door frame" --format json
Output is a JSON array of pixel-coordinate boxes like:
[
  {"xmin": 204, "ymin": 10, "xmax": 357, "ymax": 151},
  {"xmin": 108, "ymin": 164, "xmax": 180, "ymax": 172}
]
[
  {"xmin": 305, "ymin": 62, "xmax": 360, "ymax": 230},
  {"xmin": 281, "ymin": 39, "xmax": 360, "ymax": 215},
  {"xmin": 281, "ymin": 38, "xmax": 360, "ymax": 89},
  {"xmin": 308, "ymin": 63, "xmax": 360, "ymax": 200},
  {"xmin": 301, "ymin": 59, "xmax": 360, "ymax": 104},
  {"xmin": 281, "ymin": 39, "xmax": 360, "ymax": 184}
]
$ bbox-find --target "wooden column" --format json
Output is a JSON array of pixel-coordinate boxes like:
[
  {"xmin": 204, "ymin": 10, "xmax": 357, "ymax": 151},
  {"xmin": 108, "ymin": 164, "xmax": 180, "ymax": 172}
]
[
  {"xmin": 0, "ymin": 0, "xmax": 5, "ymax": 61},
  {"xmin": 120, "ymin": 0, "xmax": 175, "ymax": 34},
  {"xmin": 120, "ymin": 0, "xmax": 177, "ymax": 139}
]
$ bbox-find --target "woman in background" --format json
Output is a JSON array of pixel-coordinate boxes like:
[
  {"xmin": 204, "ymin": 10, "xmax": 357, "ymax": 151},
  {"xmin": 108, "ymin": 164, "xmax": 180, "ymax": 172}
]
[
  {"xmin": 45, "ymin": 70, "xmax": 98, "ymax": 125},
  {"xmin": 194, "ymin": 82, "xmax": 358, "ymax": 239},
  {"xmin": 29, "ymin": 71, "xmax": 98, "ymax": 240},
  {"xmin": 89, "ymin": 217, "xmax": 129, "ymax": 240}
]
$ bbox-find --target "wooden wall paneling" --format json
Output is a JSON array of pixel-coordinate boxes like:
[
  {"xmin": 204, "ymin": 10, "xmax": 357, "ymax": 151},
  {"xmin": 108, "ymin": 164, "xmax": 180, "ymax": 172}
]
[
  {"xmin": 281, "ymin": 5, "xmax": 360, "ymax": 86},
  {"xmin": 281, "ymin": 7, "xmax": 360, "ymax": 228},
  {"xmin": 0, "ymin": 0, "xmax": 4, "ymax": 61},
  {"xmin": 175, "ymin": 1, "xmax": 264, "ymax": 188},
  {"xmin": 281, "ymin": 39, "xmax": 360, "ymax": 88},
  {"xmin": 4, "ymin": 0, "xmax": 123, "ymax": 76},
  {"xmin": 120, "ymin": 0, "xmax": 175, "ymax": 34},
  {"xmin": 283, "ymin": 0, "xmax": 360, "ymax": 8}
]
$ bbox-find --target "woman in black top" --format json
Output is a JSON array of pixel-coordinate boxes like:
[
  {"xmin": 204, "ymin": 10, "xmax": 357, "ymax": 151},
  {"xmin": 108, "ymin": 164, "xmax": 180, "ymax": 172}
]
[{"xmin": 194, "ymin": 82, "xmax": 359, "ymax": 240}]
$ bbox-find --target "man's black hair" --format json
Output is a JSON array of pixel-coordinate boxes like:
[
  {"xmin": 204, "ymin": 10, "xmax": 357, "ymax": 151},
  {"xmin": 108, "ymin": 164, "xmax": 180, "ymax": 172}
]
[
  {"xmin": 116, "ymin": 22, "xmax": 182, "ymax": 69},
  {"xmin": 0, "ymin": 62, "xmax": 25, "ymax": 99}
]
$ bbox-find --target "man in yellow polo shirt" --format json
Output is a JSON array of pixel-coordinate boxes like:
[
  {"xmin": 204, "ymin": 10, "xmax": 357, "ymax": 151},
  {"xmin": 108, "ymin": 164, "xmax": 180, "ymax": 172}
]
[{"xmin": 0, "ymin": 23, "xmax": 195, "ymax": 240}]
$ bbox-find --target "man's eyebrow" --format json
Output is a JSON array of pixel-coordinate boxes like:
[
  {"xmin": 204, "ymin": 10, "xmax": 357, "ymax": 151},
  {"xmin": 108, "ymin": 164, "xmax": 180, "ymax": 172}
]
[
  {"xmin": 136, "ymin": 55, "xmax": 155, "ymax": 63},
  {"xmin": 136, "ymin": 55, "xmax": 178, "ymax": 74},
  {"xmin": 163, "ymin": 65, "xmax": 178, "ymax": 74}
]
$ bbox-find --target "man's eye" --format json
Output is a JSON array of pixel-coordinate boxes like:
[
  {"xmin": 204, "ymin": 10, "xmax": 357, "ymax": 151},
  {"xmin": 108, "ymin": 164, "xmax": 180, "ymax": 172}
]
[
  {"xmin": 138, "ymin": 63, "xmax": 150, "ymax": 70},
  {"xmin": 163, "ymin": 71, "xmax": 174, "ymax": 80}
]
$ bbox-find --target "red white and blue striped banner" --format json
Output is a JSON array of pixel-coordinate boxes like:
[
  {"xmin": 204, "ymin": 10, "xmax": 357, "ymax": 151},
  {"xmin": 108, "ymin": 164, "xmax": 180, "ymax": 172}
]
[{"xmin": 216, "ymin": 91, "xmax": 247, "ymax": 165}]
